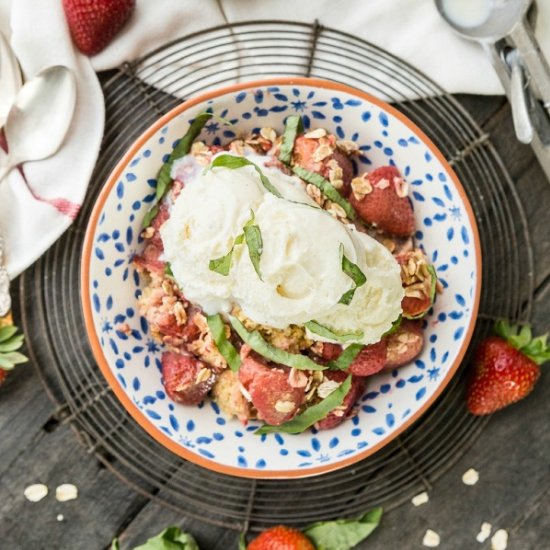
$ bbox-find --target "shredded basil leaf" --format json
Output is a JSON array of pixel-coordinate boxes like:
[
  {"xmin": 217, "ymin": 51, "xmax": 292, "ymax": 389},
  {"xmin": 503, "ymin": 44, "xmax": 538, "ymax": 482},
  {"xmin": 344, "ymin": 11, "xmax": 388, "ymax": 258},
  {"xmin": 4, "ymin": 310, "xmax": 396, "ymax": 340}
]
[
  {"xmin": 206, "ymin": 314, "xmax": 241, "ymax": 372},
  {"xmin": 229, "ymin": 316, "xmax": 326, "ymax": 371},
  {"xmin": 338, "ymin": 243, "xmax": 367, "ymax": 305},
  {"xmin": 164, "ymin": 263, "xmax": 174, "ymax": 278},
  {"xmin": 303, "ymin": 507, "xmax": 383, "ymax": 550},
  {"xmin": 305, "ymin": 320, "xmax": 363, "ymax": 343},
  {"xmin": 142, "ymin": 204, "xmax": 159, "ymax": 229},
  {"xmin": 328, "ymin": 344, "xmax": 364, "ymax": 371},
  {"xmin": 209, "ymin": 250, "xmax": 234, "ymax": 276},
  {"xmin": 255, "ymin": 375, "xmax": 352, "ymax": 434},
  {"xmin": 209, "ymin": 154, "xmax": 282, "ymax": 197},
  {"xmin": 383, "ymin": 315, "xmax": 402, "ymax": 336},
  {"xmin": 279, "ymin": 114, "xmax": 303, "ymax": 164},
  {"xmin": 142, "ymin": 112, "xmax": 213, "ymax": 228},
  {"xmin": 243, "ymin": 223, "xmax": 263, "ymax": 279},
  {"xmin": 427, "ymin": 264, "xmax": 437, "ymax": 303},
  {"xmin": 292, "ymin": 165, "xmax": 356, "ymax": 220},
  {"xmin": 156, "ymin": 112, "xmax": 214, "ymax": 201}
]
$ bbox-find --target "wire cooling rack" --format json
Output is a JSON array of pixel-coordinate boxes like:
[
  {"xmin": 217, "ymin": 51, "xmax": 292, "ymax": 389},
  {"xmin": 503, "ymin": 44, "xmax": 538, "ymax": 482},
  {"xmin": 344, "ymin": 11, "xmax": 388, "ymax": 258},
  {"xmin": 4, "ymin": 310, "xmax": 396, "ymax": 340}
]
[{"xmin": 19, "ymin": 21, "xmax": 534, "ymax": 531}]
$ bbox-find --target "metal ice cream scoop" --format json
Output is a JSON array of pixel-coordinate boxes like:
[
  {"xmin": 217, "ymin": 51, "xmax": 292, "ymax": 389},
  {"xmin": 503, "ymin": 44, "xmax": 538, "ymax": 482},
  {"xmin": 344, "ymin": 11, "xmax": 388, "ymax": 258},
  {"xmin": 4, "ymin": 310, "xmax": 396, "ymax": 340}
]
[{"xmin": 436, "ymin": 0, "xmax": 550, "ymax": 180}]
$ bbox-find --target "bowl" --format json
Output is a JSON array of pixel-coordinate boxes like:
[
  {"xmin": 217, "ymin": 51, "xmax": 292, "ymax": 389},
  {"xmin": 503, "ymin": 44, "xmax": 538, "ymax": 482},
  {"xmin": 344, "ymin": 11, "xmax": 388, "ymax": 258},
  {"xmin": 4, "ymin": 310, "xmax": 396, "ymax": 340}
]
[{"xmin": 81, "ymin": 78, "xmax": 481, "ymax": 479}]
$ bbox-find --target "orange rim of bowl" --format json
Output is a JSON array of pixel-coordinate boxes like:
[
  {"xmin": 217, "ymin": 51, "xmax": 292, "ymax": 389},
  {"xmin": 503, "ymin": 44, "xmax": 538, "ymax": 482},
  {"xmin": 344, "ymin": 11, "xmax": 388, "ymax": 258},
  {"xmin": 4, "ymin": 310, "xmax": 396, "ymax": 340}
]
[{"xmin": 81, "ymin": 77, "xmax": 482, "ymax": 479}]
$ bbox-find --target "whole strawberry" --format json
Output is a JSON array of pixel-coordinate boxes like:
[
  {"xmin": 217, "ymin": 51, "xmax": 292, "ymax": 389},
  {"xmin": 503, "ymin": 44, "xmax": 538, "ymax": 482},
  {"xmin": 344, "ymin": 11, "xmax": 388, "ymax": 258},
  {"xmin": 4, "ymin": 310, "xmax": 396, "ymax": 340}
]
[
  {"xmin": 62, "ymin": 0, "xmax": 135, "ymax": 56},
  {"xmin": 467, "ymin": 321, "xmax": 550, "ymax": 415},
  {"xmin": 247, "ymin": 525, "xmax": 315, "ymax": 550}
]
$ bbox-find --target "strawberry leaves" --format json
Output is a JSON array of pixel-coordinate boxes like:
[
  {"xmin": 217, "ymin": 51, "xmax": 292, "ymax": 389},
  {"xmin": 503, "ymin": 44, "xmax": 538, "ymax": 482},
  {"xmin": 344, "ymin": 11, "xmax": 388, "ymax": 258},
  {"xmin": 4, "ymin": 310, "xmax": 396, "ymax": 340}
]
[{"xmin": 494, "ymin": 320, "xmax": 550, "ymax": 365}]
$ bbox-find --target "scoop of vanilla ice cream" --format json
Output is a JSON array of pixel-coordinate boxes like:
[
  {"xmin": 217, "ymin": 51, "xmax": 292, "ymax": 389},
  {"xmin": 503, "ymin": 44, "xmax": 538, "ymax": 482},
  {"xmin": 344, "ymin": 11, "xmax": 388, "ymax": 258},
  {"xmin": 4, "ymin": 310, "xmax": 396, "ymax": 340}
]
[
  {"xmin": 160, "ymin": 165, "xmax": 265, "ymax": 312},
  {"xmin": 244, "ymin": 152, "xmax": 319, "ymax": 207},
  {"xmin": 312, "ymin": 227, "xmax": 404, "ymax": 344},
  {"xmin": 232, "ymin": 195, "xmax": 354, "ymax": 328},
  {"xmin": 161, "ymin": 154, "xmax": 403, "ymax": 344}
]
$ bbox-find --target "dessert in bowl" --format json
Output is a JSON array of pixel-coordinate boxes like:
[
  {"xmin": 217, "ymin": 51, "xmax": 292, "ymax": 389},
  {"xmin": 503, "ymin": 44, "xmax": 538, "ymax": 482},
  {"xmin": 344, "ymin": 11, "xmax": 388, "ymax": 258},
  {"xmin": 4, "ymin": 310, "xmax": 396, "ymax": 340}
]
[{"xmin": 81, "ymin": 78, "xmax": 481, "ymax": 478}]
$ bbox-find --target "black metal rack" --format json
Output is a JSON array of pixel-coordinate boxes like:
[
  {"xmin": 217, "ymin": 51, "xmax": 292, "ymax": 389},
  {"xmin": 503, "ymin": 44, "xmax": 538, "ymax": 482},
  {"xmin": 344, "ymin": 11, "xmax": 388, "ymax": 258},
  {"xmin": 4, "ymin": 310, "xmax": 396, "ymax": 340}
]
[{"xmin": 20, "ymin": 21, "xmax": 533, "ymax": 532}]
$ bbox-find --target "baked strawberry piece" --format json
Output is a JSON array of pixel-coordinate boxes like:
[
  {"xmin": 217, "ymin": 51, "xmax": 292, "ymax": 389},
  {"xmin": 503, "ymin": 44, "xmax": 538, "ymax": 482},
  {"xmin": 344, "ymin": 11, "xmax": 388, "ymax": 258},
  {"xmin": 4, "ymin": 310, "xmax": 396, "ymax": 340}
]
[
  {"xmin": 239, "ymin": 346, "xmax": 305, "ymax": 425},
  {"xmin": 161, "ymin": 352, "xmax": 215, "ymax": 406},
  {"xmin": 349, "ymin": 166, "xmax": 415, "ymax": 237},
  {"xmin": 292, "ymin": 134, "xmax": 353, "ymax": 196},
  {"xmin": 316, "ymin": 371, "xmax": 366, "ymax": 430},
  {"xmin": 385, "ymin": 320, "xmax": 424, "ymax": 369},
  {"xmin": 398, "ymin": 249, "xmax": 437, "ymax": 319}
]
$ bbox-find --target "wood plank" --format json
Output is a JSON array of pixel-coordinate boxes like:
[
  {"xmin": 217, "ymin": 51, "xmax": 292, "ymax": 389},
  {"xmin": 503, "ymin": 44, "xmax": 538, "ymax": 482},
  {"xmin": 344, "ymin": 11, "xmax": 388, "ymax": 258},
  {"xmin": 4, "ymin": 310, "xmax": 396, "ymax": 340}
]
[
  {"xmin": 0, "ymin": 424, "xmax": 151, "ymax": 550},
  {"xmin": 0, "ymin": 350, "xmax": 54, "ymax": 478}
]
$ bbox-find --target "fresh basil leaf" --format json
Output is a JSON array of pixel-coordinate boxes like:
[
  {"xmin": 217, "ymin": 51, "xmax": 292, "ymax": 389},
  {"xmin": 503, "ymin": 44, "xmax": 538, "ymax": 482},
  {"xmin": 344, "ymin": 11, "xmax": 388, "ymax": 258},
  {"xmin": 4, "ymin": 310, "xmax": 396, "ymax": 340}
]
[
  {"xmin": 243, "ymin": 223, "xmax": 263, "ymax": 279},
  {"xmin": 279, "ymin": 114, "xmax": 303, "ymax": 164},
  {"xmin": 292, "ymin": 165, "xmax": 356, "ymax": 220},
  {"xmin": 142, "ymin": 112, "xmax": 213, "ymax": 228},
  {"xmin": 229, "ymin": 316, "xmax": 326, "ymax": 371},
  {"xmin": 302, "ymin": 507, "xmax": 383, "ymax": 550},
  {"xmin": 208, "ymin": 230, "xmax": 246, "ymax": 276},
  {"xmin": 305, "ymin": 321, "xmax": 363, "ymax": 343},
  {"xmin": 427, "ymin": 264, "xmax": 437, "ymax": 303},
  {"xmin": 338, "ymin": 244, "xmax": 367, "ymax": 305},
  {"xmin": 206, "ymin": 314, "xmax": 241, "ymax": 372},
  {"xmin": 156, "ymin": 113, "xmax": 214, "ymax": 201},
  {"xmin": 133, "ymin": 526, "xmax": 199, "ymax": 550},
  {"xmin": 238, "ymin": 533, "xmax": 247, "ymax": 550},
  {"xmin": 164, "ymin": 263, "xmax": 174, "ymax": 278},
  {"xmin": 0, "ymin": 326, "xmax": 18, "ymax": 342},
  {"xmin": 210, "ymin": 154, "xmax": 282, "ymax": 197},
  {"xmin": 0, "ymin": 357, "xmax": 15, "ymax": 370},
  {"xmin": 383, "ymin": 315, "xmax": 402, "ymax": 337},
  {"xmin": 0, "ymin": 334, "xmax": 24, "ymax": 353},
  {"xmin": 328, "ymin": 344, "xmax": 364, "ymax": 370},
  {"xmin": 256, "ymin": 375, "xmax": 352, "ymax": 434},
  {"xmin": 0, "ymin": 351, "xmax": 27, "ymax": 365},
  {"xmin": 142, "ymin": 204, "xmax": 160, "ymax": 229},
  {"xmin": 208, "ymin": 250, "xmax": 234, "ymax": 276}
]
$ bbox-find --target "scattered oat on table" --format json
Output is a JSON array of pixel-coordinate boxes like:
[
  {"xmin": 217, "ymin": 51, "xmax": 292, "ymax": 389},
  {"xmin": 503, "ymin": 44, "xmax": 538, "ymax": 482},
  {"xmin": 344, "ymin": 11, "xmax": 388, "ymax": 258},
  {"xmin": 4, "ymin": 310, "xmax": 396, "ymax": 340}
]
[
  {"xmin": 476, "ymin": 522, "xmax": 492, "ymax": 543},
  {"xmin": 23, "ymin": 484, "xmax": 48, "ymax": 502},
  {"xmin": 57, "ymin": 514, "xmax": 64, "ymax": 522},
  {"xmin": 55, "ymin": 483, "xmax": 78, "ymax": 502},
  {"xmin": 411, "ymin": 491, "xmax": 429, "ymax": 506},
  {"xmin": 462, "ymin": 468, "xmax": 480, "ymax": 486},
  {"xmin": 491, "ymin": 529, "xmax": 508, "ymax": 550},
  {"xmin": 422, "ymin": 529, "xmax": 440, "ymax": 547}
]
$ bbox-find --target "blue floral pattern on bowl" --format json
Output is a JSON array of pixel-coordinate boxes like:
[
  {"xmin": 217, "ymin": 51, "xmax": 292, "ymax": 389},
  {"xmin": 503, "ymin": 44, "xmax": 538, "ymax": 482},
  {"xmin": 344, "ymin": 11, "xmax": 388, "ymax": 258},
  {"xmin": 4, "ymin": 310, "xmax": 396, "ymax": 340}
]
[{"xmin": 82, "ymin": 79, "xmax": 480, "ymax": 478}]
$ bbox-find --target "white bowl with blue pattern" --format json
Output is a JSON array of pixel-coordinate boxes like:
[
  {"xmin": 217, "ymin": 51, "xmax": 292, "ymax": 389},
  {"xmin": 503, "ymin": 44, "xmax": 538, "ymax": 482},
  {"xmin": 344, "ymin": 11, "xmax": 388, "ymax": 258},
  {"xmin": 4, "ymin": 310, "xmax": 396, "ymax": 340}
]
[{"xmin": 81, "ymin": 78, "xmax": 481, "ymax": 479}]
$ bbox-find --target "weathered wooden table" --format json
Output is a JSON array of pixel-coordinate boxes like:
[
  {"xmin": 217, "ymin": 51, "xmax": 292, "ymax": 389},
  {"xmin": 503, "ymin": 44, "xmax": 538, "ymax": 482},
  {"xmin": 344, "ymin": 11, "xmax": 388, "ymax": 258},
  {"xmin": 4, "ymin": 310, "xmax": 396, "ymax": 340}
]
[{"xmin": 0, "ymin": 93, "xmax": 548, "ymax": 550}]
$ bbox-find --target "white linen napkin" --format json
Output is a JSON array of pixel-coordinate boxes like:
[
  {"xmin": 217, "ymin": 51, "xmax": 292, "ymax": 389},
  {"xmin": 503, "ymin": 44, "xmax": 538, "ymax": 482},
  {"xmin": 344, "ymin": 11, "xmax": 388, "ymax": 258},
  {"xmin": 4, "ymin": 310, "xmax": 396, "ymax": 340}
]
[
  {"xmin": 1, "ymin": 0, "xmax": 549, "ymax": 279},
  {"xmin": 0, "ymin": 0, "xmax": 103, "ymax": 279}
]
